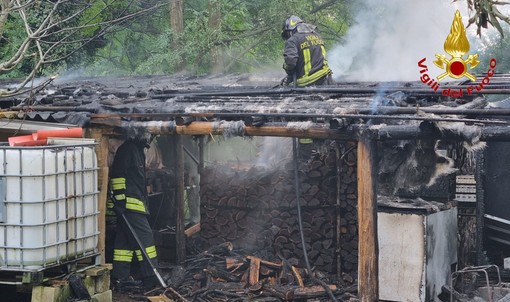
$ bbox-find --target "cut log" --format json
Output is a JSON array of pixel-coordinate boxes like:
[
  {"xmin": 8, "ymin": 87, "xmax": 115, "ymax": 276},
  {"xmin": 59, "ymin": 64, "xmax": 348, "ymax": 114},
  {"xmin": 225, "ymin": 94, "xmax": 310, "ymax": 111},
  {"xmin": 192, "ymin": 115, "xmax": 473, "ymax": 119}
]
[
  {"xmin": 248, "ymin": 256, "xmax": 261, "ymax": 286},
  {"xmin": 199, "ymin": 140, "xmax": 358, "ymax": 280},
  {"xmin": 184, "ymin": 223, "xmax": 201, "ymax": 237}
]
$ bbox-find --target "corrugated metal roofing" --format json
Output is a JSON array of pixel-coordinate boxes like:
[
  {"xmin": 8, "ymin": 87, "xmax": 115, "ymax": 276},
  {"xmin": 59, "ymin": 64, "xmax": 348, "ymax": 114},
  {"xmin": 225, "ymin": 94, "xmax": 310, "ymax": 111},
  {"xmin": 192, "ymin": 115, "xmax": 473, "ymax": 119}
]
[{"xmin": 0, "ymin": 73, "xmax": 508, "ymax": 130}]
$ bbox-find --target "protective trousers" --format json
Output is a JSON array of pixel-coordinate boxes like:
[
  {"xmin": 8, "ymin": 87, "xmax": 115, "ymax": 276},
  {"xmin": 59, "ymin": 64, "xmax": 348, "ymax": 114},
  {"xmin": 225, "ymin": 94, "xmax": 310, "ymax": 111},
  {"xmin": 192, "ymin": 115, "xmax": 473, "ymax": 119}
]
[{"xmin": 112, "ymin": 211, "xmax": 158, "ymax": 282}]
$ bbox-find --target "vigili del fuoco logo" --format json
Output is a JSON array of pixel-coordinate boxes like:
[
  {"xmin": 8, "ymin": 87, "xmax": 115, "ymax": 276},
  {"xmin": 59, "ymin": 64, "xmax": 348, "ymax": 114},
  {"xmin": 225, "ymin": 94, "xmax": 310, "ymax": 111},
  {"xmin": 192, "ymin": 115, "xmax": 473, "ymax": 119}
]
[{"xmin": 418, "ymin": 10, "xmax": 496, "ymax": 97}]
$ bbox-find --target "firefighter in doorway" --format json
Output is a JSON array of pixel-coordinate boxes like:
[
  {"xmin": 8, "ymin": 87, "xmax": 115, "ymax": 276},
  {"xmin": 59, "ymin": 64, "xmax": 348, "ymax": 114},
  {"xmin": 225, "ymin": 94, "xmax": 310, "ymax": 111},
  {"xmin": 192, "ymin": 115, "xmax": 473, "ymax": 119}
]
[
  {"xmin": 280, "ymin": 15, "xmax": 333, "ymax": 87},
  {"xmin": 109, "ymin": 137, "xmax": 159, "ymax": 291}
]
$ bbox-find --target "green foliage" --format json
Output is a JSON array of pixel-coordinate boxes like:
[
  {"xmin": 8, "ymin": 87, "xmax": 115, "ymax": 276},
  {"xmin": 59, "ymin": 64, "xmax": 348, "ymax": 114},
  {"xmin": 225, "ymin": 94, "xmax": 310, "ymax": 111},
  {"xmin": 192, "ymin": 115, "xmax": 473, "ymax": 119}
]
[
  {"xmin": 81, "ymin": 0, "xmax": 355, "ymax": 76},
  {"xmin": 477, "ymin": 30, "xmax": 510, "ymax": 73},
  {"xmin": 2, "ymin": 0, "xmax": 354, "ymax": 78}
]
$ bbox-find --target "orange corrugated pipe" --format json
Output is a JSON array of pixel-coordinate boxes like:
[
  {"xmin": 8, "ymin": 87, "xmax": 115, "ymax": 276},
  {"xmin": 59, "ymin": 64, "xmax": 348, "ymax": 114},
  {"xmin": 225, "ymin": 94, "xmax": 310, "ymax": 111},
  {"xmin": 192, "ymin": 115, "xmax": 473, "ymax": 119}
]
[
  {"xmin": 8, "ymin": 135, "xmax": 47, "ymax": 146},
  {"xmin": 32, "ymin": 128, "xmax": 83, "ymax": 140}
]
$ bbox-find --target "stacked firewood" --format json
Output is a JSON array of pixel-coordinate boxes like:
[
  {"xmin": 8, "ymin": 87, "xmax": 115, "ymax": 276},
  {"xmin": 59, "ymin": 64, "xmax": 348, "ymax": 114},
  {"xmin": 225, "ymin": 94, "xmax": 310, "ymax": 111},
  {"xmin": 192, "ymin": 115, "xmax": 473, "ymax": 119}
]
[{"xmin": 199, "ymin": 140, "xmax": 359, "ymax": 281}]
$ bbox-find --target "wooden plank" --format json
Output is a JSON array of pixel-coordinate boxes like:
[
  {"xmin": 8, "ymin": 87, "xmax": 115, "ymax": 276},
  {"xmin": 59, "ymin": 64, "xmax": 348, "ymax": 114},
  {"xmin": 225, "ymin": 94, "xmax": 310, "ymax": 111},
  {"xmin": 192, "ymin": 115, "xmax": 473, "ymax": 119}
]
[
  {"xmin": 357, "ymin": 133, "xmax": 379, "ymax": 302},
  {"xmin": 175, "ymin": 122, "xmax": 346, "ymax": 139},
  {"xmin": 294, "ymin": 285, "xmax": 337, "ymax": 294},
  {"xmin": 259, "ymin": 259, "xmax": 282, "ymax": 269},
  {"xmin": 84, "ymin": 266, "xmax": 109, "ymax": 277},
  {"xmin": 335, "ymin": 142, "xmax": 343, "ymax": 279},
  {"xmin": 184, "ymin": 222, "xmax": 201, "ymax": 237},
  {"xmin": 291, "ymin": 266, "xmax": 304, "ymax": 287},
  {"xmin": 89, "ymin": 117, "xmax": 348, "ymax": 139},
  {"xmin": 147, "ymin": 294, "xmax": 175, "ymax": 302},
  {"xmin": 247, "ymin": 256, "xmax": 261, "ymax": 285},
  {"xmin": 87, "ymin": 128, "xmax": 109, "ymax": 264}
]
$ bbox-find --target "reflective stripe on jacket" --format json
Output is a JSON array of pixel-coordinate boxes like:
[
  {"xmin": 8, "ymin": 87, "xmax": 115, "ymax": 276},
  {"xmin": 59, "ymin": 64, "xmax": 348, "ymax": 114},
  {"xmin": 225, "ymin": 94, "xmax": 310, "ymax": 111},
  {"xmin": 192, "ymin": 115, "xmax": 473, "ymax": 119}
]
[
  {"xmin": 110, "ymin": 139, "xmax": 149, "ymax": 214},
  {"xmin": 283, "ymin": 23, "xmax": 331, "ymax": 87}
]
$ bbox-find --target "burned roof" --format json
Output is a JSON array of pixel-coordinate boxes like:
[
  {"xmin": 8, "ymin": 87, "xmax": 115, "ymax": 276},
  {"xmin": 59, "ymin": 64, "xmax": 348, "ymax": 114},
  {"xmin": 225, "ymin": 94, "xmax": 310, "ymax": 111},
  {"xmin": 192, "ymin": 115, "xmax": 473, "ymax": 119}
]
[{"xmin": 1, "ymin": 73, "xmax": 510, "ymax": 139}]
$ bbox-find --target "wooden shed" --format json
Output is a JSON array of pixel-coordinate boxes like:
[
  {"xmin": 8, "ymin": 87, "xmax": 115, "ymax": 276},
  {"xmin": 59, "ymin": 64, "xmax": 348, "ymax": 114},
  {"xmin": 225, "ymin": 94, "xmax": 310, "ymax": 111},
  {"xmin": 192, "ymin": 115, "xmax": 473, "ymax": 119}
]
[{"xmin": 2, "ymin": 73, "xmax": 510, "ymax": 301}]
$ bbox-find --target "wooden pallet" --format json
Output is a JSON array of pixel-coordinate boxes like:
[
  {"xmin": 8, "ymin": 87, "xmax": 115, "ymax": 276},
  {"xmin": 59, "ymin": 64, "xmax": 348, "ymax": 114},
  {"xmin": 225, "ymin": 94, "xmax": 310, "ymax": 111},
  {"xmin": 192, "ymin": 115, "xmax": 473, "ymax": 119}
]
[{"xmin": 0, "ymin": 253, "xmax": 101, "ymax": 285}]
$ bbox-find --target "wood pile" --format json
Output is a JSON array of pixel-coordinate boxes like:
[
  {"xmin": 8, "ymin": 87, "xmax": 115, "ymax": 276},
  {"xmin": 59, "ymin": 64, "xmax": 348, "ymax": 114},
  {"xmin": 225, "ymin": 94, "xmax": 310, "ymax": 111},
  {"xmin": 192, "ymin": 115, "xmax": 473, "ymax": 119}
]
[
  {"xmin": 199, "ymin": 140, "xmax": 359, "ymax": 281},
  {"xmin": 159, "ymin": 242, "xmax": 358, "ymax": 301}
]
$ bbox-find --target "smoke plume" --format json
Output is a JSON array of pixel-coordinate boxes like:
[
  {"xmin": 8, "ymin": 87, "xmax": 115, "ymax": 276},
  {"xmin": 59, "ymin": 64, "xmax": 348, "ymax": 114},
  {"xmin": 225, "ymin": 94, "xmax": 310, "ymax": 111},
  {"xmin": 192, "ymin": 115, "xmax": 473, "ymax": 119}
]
[{"xmin": 328, "ymin": 0, "xmax": 471, "ymax": 81}]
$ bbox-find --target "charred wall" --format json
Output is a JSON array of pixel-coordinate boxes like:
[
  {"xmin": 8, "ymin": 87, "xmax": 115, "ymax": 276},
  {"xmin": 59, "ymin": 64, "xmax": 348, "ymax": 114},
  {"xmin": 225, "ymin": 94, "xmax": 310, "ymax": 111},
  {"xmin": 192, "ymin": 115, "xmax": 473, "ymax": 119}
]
[{"xmin": 199, "ymin": 140, "xmax": 358, "ymax": 280}]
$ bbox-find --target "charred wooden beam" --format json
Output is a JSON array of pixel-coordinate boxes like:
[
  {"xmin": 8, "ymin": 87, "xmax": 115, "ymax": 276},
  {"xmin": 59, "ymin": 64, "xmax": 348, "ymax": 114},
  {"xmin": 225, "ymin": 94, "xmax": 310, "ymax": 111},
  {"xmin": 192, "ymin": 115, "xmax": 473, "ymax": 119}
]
[
  {"xmin": 176, "ymin": 122, "xmax": 348, "ymax": 139},
  {"xmin": 92, "ymin": 119, "xmax": 349, "ymax": 139},
  {"xmin": 357, "ymin": 130, "xmax": 379, "ymax": 302},
  {"xmin": 175, "ymin": 135, "xmax": 186, "ymax": 264},
  {"xmin": 357, "ymin": 124, "xmax": 510, "ymax": 142},
  {"xmin": 90, "ymin": 108, "xmax": 510, "ymax": 121},
  {"xmin": 147, "ymin": 86, "xmax": 509, "ymax": 98},
  {"xmin": 335, "ymin": 142, "xmax": 344, "ymax": 279},
  {"xmin": 90, "ymin": 116, "xmax": 510, "ymax": 146}
]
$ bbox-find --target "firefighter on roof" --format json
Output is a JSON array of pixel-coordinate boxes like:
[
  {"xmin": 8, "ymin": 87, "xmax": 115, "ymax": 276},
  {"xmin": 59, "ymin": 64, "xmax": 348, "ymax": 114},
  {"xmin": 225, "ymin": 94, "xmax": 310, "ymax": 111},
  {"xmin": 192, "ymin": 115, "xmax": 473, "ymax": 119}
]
[{"xmin": 281, "ymin": 15, "xmax": 333, "ymax": 87}]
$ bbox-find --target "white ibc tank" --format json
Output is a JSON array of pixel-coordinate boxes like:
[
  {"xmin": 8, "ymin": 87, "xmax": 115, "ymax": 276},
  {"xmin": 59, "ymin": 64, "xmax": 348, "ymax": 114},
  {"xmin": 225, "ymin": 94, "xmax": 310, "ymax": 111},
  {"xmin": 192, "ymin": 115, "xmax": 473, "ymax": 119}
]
[{"xmin": 0, "ymin": 143, "xmax": 99, "ymax": 270}]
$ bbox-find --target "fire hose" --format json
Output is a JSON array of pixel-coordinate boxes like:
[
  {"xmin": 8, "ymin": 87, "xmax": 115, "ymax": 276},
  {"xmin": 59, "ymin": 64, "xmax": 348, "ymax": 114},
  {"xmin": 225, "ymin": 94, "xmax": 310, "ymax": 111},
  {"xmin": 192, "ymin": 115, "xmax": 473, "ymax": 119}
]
[
  {"xmin": 292, "ymin": 138, "xmax": 339, "ymax": 302},
  {"xmin": 109, "ymin": 190, "xmax": 168, "ymax": 289}
]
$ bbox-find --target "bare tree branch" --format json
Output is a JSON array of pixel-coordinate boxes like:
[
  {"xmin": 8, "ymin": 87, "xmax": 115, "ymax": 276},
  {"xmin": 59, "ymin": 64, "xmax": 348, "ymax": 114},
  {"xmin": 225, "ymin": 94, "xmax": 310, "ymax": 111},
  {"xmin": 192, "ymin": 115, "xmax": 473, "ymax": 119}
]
[
  {"xmin": 458, "ymin": 0, "xmax": 510, "ymax": 36},
  {"xmin": 0, "ymin": 0, "xmax": 166, "ymax": 97},
  {"xmin": 311, "ymin": 0, "xmax": 339, "ymax": 14}
]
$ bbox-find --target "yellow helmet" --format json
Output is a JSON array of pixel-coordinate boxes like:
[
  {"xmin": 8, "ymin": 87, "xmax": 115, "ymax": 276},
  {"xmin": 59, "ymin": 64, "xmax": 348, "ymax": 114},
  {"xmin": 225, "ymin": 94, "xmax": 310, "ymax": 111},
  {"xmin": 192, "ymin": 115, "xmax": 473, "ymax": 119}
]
[{"xmin": 281, "ymin": 15, "xmax": 303, "ymax": 39}]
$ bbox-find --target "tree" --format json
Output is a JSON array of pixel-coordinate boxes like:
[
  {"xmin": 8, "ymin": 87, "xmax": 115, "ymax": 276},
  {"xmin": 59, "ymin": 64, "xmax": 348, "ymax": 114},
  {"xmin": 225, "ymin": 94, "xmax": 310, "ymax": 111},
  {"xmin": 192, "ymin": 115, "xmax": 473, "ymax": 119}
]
[
  {"xmin": 170, "ymin": 0, "xmax": 184, "ymax": 71},
  {"xmin": 7, "ymin": 0, "xmax": 504, "ymax": 85},
  {"xmin": 0, "ymin": 0, "xmax": 165, "ymax": 97},
  {"xmin": 456, "ymin": 0, "xmax": 510, "ymax": 37},
  {"xmin": 0, "ymin": 0, "xmax": 356, "ymax": 82},
  {"xmin": 208, "ymin": 0, "xmax": 221, "ymax": 73}
]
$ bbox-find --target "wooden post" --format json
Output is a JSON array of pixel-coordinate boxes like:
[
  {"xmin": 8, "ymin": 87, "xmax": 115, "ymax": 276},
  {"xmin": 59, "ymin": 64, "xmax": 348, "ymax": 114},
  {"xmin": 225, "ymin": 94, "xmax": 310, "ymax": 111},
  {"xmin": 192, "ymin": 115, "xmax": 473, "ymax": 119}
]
[
  {"xmin": 198, "ymin": 136, "xmax": 205, "ymax": 174},
  {"xmin": 335, "ymin": 141, "xmax": 343, "ymax": 280},
  {"xmin": 357, "ymin": 131, "xmax": 379, "ymax": 301},
  {"xmin": 175, "ymin": 135, "xmax": 186, "ymax": 264},
  {"xmin": 88, "ymin": 128, "xmax": 109, "ymax": 264}
]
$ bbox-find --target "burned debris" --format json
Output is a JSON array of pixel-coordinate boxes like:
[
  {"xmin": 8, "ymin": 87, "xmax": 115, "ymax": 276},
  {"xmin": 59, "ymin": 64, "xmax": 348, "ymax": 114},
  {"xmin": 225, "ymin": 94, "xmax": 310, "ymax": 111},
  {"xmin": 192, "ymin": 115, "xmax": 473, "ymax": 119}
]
[
  {"xmin": 2, "ymin": 73, "xmax": 510, "ymax": 301},
  {"xmin": 150, "ymin": 242, "xmax": 357, "ymax": 301}
]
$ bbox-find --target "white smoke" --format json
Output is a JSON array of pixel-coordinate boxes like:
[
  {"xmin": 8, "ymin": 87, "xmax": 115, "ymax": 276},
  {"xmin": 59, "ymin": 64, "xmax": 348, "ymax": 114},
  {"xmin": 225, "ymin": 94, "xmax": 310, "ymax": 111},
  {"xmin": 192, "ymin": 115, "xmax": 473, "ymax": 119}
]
[
  {"xmin": 255, "ymin": 137, "xmax": 292, "ymax": 168},
  {"xmin": 328, "ymin": 0, "xmax": 480, "ymax": 81}
]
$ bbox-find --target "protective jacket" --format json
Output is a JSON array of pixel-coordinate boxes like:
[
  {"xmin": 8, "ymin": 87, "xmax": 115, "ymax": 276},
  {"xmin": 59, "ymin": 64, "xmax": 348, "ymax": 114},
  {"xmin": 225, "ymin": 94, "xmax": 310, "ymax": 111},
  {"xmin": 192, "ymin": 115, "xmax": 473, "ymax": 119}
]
[
  {"xmin": 109, "ymin": 139, "xmax": 158, "ymax": 287},
  {"xmin": 283, "ymin": 23, "xmax": 331, "ymax": 87},
  {"xmin": 110, "ymin": 139, "xmax": 148, "ymax": 214}
]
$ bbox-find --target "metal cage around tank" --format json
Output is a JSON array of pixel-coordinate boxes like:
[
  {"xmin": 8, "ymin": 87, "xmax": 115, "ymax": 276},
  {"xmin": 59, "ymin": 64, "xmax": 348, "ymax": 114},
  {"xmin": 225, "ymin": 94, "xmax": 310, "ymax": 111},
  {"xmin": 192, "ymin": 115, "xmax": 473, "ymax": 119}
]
[{"xmin": 0, "ymin": 143, "xmax": 100, "ymax": 279}]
